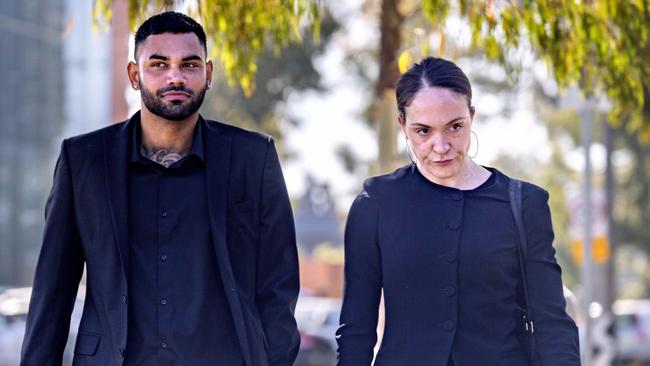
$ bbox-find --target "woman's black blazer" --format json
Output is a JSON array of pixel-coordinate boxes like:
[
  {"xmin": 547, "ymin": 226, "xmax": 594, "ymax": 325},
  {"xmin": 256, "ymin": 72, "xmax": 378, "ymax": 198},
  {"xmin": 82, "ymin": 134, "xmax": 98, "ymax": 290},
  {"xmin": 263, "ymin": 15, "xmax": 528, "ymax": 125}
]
[{"xmin": 336, "ymin": 165, "xmax": 580, "ymax": 365}]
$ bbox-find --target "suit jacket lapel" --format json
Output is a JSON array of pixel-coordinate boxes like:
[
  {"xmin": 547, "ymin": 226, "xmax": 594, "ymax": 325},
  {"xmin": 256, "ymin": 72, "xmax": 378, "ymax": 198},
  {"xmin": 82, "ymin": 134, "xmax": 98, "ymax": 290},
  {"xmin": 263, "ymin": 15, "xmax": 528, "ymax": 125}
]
[
  {"xmin": 204, "ymin": 120, "xmax": 253, "ymax": 366},
  {"xmin": 104, "ymin": 115, "xmax": 134, "ymax": 280}
]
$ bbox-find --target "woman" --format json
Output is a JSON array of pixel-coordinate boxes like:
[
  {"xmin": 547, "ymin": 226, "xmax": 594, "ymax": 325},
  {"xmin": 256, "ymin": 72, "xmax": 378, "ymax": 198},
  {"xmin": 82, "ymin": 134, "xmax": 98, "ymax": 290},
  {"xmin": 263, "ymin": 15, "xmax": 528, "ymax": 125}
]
[{"xmin": 336, "ymin": 57, "xmax": 580, "ymax": 365}]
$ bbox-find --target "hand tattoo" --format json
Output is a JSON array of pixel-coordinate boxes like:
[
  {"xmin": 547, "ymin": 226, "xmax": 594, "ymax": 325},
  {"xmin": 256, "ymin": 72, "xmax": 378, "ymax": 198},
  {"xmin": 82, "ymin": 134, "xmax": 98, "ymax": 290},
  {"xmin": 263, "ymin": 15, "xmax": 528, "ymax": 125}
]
[{"xmin": 140, "ymin": 145, "xmax": 187, "ymax": 168}]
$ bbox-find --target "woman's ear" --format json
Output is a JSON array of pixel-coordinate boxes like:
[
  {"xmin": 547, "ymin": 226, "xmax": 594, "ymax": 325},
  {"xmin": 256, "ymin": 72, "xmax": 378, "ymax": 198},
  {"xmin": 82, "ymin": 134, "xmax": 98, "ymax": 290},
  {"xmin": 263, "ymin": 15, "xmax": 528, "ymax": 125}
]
[{"xmin": 397, "ymin": 115, "xmax": 408, "ymax": 138}]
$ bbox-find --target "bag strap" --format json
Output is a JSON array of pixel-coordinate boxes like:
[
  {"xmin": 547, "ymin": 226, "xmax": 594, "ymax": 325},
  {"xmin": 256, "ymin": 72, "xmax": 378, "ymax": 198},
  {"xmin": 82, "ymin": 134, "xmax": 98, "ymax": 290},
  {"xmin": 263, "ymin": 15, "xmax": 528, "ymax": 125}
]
[{"xmin": 508, "ymin": 178, "xmax": 535, "ymax": 339}]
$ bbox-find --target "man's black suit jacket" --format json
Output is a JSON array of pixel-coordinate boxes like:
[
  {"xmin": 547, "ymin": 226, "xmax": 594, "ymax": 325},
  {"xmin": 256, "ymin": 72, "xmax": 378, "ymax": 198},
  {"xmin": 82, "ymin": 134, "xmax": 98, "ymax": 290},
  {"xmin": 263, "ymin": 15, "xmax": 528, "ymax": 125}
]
[{"xmin": 21, "ymin": 113, "xmax": 300, "ymax": 366}]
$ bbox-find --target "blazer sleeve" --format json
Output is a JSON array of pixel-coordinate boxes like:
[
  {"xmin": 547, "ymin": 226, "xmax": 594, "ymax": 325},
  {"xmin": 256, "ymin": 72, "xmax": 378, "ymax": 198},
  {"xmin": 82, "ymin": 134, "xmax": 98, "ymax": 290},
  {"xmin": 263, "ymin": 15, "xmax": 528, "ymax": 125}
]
[
  {"xmin": 21, "ymin": 140, "xmax": 85, "ymax": 365},
  {"xmin": 336, "ymin": 180, "xmax": 382, "ymax": 366},
  {"xmin": 522, "ymin": 184, "xmax": 581, "ymax": 365},
  {"xmin": 256, "ymin": 138, "xmax": 300, "ymax": 366}
]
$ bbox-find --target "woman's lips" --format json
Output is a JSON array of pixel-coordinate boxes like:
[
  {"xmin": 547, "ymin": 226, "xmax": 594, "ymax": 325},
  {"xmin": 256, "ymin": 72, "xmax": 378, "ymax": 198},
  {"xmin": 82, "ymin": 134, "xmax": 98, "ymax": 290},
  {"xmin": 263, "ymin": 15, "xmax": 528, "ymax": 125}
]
[{"xmin": 432, "ymin": 159, "xmax": 453, "ymax": 165}]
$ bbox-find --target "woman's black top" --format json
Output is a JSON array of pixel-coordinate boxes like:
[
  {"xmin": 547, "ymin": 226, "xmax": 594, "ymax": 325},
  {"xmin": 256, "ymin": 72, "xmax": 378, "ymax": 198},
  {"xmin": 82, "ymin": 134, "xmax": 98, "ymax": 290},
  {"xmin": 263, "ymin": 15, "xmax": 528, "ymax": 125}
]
[{"xmin": 336, "ymin": 164, "xmax": 580, "ymax": 365}]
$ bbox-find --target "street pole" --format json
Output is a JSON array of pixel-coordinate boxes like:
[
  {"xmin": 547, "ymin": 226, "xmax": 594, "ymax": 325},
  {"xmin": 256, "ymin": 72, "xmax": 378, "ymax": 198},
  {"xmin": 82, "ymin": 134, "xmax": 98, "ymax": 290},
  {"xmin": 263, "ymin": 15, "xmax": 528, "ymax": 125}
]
[
  {"xmin": 581, "ymin": 99, "xmax": 594, "ymax": 365},
  {"xmin": 603, "ymin": 119, "xmax": 617, "ymax": 358}
]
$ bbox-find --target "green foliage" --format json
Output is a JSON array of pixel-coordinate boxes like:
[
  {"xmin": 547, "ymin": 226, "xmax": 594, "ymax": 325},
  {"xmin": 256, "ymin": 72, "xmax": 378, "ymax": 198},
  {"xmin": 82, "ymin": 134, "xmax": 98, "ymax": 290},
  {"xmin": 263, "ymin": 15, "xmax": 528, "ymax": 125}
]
[
  {"xmin": 421, "ymin": 0, "xmax": 650, "ymax": 138},
  {"xmin": 95, "ymin": 0, "xmax": 320, "ymax": 96},
  {"xmin": 199, "ymin": 10, "xmax": 337, "ymax": 141}
]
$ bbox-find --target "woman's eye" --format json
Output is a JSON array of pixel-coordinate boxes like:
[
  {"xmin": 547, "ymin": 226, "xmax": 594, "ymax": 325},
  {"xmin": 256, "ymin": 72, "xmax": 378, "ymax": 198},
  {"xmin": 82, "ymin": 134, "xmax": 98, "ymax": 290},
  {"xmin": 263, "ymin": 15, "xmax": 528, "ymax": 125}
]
[
  {"xmin": 450, "ymin": 123, "xmax": 463, "ymax": 132},
  {"xmin": 415, "ymin": 128, "xmax": 430, "ymax": 136}
]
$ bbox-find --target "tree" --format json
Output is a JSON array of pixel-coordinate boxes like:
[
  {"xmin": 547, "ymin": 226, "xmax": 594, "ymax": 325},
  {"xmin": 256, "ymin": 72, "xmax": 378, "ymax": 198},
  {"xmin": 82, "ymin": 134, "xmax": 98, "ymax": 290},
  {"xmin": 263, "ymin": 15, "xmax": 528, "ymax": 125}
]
[
  {"xmin": 200, "ymin": 9, "xmax": 338, "ymax": 142},
  {"xmin": 98, "ymin": 1, "xmax": 649, "ymax": 152},
  {"xmin": 95, "ymin": 0, "xmax": 321, "ymax": 96}
]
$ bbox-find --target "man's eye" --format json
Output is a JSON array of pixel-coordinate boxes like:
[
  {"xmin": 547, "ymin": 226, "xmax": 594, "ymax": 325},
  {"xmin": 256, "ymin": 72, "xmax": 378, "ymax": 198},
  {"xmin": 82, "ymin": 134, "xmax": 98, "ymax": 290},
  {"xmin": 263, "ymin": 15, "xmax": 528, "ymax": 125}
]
[
  {"xmin": 183, "ymin": 63, "xmax": 199, "ymax": 68},
  {"xmin": 152, "ymin": 62, "xmax": 166, "ymax": 68}
]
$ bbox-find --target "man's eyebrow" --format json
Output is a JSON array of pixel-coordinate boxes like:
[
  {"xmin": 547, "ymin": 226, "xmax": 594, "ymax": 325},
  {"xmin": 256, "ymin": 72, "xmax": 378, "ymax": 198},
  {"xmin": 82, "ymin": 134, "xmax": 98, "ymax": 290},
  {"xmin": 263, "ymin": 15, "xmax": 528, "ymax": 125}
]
[
  {"xmin": 146, "ymin": 55, "xmax": 202, "ymax": 62},
  {"xmin": 410, "ymin": 122, "xmax": 431, "ymax": 128},
  {"xmin": 148, "ymin": 54, "xmax": 168, "ymax": 61},
  {"xmin": 182, "ymin": 55, "xmax": 202, "ymax": 62}
]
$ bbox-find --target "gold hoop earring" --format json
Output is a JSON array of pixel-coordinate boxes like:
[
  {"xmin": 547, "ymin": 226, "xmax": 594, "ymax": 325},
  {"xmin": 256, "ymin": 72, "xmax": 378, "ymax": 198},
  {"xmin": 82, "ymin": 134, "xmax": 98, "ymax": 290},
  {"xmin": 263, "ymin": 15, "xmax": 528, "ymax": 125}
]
[{"xmin": 469, "ymin": 130, "xmax": 479, "ymax": 159}]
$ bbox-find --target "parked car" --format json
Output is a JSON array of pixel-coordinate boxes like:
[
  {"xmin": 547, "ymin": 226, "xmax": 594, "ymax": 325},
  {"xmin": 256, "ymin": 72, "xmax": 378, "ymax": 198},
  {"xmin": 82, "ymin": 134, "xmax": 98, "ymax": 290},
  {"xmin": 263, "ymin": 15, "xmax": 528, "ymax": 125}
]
[
  {"xmin": 614, "ymin": 299, "xmax": 650, "ymax": 365},
  {"xmin": 294, "ymin": 296, "xmax": 341, "ymax": 366},
  {"xmin": 0, "ymin": 287, "xmax": 31, "ymax": 366},
  {"xmin": 295, "ymin": 330, "xmax": 337, "ymax": 366},
  {"xmin": 0, "ymin": 286, "xmax": 85, "ymax": 366}
]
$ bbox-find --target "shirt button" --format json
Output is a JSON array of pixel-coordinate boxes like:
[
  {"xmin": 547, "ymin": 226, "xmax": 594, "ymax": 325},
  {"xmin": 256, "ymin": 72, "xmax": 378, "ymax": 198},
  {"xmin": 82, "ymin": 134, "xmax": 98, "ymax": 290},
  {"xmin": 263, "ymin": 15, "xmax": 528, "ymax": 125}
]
[
  {"xmin": 161, "ymin": 342, "xmax": 167, "ymax": 348},
  {"xmin": 443, "ymin": 286, "xmax": 457, "ymax": 297},
  {"xmin": 161, "ymin": 254, "xmax": 167, "ymax": 261},
  {"xmin": 439, "ymin": 253, "xmax": 457, "ymax": 263},
  {"xmin": 161, "ymin": 210, "xmax": 168, "ymax": 218},
  {"xmin": 119, "ymin": 348, "xmax": 125, "ymax": 358},
  {"xmin": 443, "ymin": 320, "xmax": 455, "ymax": 331},
  {"xmin": 447, "ymin": 220, "xmax": 461, "ymax": 230},
  {"xmin": 122, "ymin": 295, "xmax": 128, "ymax": 304},
  {"xmin": 160, "ymin": 299, "xmax": 167, "ymax": 305}
]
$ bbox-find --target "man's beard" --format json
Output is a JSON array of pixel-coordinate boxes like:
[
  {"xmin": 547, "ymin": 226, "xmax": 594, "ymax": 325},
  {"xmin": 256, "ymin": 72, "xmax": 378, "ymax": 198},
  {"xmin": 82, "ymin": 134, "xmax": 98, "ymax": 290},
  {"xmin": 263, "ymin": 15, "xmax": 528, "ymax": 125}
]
[{"xmin": 140, "ymin": 82, "xmax": 207, "ymax": 121}]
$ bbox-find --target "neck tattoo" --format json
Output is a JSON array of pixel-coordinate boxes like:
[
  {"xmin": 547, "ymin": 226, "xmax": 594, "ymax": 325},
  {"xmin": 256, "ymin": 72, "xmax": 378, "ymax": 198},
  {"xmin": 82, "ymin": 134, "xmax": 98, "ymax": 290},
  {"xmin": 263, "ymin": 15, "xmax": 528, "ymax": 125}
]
[{"xmin": 140, "ymin": 145, "xmax": 187, "ymax": 168}]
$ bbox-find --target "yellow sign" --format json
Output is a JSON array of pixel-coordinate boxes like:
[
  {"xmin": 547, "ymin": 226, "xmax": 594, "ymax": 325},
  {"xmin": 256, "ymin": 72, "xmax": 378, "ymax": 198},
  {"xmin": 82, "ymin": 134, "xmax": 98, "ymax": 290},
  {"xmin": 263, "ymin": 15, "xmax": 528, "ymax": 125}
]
[{"xmin": 570, "ymin": 236, "xmax": 610, "ymax": 264}]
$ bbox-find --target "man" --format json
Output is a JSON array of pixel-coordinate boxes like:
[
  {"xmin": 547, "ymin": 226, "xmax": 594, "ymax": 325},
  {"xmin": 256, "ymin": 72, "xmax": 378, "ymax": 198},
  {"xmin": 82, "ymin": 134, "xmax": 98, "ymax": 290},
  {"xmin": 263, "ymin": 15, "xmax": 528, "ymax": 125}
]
[{"xmin": 21, "ymin": 11, "xmax": 300, "ymax": 366}]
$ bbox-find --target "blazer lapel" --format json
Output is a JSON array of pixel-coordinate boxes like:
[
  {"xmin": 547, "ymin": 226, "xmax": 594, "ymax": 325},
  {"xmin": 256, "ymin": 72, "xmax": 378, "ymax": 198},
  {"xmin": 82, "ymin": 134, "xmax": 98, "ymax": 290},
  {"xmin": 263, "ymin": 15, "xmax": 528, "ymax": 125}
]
[
  {"xmin": 104, "ymin": 115, "xmax": 134, "ymax": 280},
  {"xmin": 204, "ymin": 120, "xmax": 253, "ymax": 366}
]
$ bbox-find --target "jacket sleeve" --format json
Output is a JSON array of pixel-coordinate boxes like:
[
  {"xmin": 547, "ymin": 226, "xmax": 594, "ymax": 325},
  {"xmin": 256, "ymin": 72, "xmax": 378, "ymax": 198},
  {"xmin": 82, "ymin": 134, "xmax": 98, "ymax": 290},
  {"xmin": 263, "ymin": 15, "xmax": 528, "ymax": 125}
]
[
  {"xmin": 21, "ymin": 140, "xmax": 85, "ymax": 365},
  {"xmin": 522, "ymin": 184, "xmax": 581, "ymax": 365},
  {"xmin": 256, "ymin": 138, "xmax": 300, "ymax": 366},
  {"xmin": 336, "ymin": 180, "xmax": 381, "ymax": 366}
]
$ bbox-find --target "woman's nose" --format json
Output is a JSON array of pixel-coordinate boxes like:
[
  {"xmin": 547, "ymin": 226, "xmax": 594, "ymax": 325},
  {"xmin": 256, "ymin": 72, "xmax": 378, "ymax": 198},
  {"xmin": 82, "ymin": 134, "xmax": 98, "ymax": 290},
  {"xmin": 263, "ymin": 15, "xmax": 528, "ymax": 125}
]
[{"xmin": 431, "ymin": 134, "xmax": 450, "ymax": 155}]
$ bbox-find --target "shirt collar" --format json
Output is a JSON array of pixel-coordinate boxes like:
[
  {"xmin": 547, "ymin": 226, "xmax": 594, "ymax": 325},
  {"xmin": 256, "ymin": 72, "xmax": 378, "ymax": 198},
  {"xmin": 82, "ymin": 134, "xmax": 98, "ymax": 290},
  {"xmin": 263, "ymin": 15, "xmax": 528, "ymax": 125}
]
[{"xmin": 130, "ymin": 114, "xmax": 205, "ymax": 164}]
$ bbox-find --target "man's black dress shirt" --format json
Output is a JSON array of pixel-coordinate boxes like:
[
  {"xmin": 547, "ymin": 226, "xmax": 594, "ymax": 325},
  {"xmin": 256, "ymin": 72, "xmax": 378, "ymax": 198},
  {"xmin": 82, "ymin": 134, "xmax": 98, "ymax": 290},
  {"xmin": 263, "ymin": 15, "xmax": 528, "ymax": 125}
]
[{"xmin": 124, "ymin": 120, "xmax": 243, "ymax": 365}]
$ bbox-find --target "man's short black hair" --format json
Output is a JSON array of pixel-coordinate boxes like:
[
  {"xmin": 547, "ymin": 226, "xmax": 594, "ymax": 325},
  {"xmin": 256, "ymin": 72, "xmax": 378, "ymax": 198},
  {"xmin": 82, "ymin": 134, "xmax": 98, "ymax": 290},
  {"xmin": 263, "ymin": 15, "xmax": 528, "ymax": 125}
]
[{"xmin": 134, "ymin": 11, "xmax": 207, "ymax": 60}]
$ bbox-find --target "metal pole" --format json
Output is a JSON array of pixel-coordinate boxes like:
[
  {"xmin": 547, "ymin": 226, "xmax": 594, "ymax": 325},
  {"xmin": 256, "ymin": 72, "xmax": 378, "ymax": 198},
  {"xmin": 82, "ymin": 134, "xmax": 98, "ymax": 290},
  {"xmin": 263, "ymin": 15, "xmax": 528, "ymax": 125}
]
[
  {"xmin": 604, "ymin": 119, "xmax": 617, "ymax": 356},
  {"xmin": 581, "ymin": 99, "xmax": 594, "ymax": 364}
]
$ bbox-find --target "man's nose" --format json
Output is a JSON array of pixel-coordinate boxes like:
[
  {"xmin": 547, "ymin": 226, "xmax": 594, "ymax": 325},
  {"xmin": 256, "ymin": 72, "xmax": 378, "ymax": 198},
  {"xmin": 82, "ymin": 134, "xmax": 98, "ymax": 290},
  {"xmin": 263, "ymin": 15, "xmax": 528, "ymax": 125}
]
[{"xmin": 166, "ymin": 66, "xmax": 186, "ymax": 85}]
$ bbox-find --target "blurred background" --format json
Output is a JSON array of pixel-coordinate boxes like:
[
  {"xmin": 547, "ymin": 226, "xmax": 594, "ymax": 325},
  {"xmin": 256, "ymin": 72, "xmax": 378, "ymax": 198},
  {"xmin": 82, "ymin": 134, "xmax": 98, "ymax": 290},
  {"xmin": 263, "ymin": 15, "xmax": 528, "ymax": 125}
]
[{"xmin": 1, "ymin": 0, "xmax": 649, "ymax": 365}]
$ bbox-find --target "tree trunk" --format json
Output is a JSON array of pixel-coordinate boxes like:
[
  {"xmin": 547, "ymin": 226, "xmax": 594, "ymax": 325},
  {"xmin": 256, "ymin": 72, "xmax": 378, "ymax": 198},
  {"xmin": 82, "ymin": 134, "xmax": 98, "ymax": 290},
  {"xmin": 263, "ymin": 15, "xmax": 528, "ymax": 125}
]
[
  {"xmin": 111, "ymin": 0, "xmax": 130, "ymax": 123},
  {"xmin": 374, "ymin": 0, "xmax": 404, "ymax": 174}
]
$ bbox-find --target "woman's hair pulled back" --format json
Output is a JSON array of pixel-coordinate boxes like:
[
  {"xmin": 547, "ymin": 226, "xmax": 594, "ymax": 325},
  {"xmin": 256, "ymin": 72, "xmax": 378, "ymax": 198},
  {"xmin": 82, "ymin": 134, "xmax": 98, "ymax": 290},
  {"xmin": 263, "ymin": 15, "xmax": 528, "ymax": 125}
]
[{"xmin": 396, "ymin": 56, "xmax": 473, "ymax": 121}]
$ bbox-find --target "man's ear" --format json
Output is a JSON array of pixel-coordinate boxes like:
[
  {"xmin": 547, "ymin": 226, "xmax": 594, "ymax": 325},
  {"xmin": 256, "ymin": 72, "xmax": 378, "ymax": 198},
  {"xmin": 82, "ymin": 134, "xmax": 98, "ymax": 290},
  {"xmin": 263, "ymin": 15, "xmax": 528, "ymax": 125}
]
[
  {"xmin": 127, "ymin": 61, "xmax": 139, "ymax": 90},
  {"xmin": 206, "ymin": 60, "xmax": 213, "ymax": 89}
]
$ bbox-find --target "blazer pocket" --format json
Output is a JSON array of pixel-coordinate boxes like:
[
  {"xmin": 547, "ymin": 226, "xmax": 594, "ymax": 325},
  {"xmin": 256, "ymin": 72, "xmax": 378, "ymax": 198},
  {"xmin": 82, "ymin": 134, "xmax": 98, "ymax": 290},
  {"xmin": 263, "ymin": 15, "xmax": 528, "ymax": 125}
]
[
  {"xmin": 74, "ymin": 331, "xmax": 101, "ymax": 356},
  {"xmin": 228, "ymin": 200, "xmax": 254, "ymax": 216}
]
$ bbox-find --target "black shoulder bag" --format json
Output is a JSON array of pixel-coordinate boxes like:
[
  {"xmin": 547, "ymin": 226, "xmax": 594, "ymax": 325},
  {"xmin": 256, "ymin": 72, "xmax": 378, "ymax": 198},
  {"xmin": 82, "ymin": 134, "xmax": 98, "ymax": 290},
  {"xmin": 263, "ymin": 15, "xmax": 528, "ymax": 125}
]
[{"xmin": 508, "ymin": 178, "xmax": 538, "ymax": 362}]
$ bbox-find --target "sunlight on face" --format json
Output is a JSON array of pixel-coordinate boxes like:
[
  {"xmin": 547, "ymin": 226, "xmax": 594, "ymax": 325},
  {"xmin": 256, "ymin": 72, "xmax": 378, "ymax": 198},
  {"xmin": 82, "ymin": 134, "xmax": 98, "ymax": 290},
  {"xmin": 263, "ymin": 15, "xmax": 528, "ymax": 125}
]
[
  {"xmin": 131, "ymin": 32, "xmax": 212, "ymax": 121},
  {"xmin": 401, "ymin": 86, "xmax": 474, "ymax": 186}
]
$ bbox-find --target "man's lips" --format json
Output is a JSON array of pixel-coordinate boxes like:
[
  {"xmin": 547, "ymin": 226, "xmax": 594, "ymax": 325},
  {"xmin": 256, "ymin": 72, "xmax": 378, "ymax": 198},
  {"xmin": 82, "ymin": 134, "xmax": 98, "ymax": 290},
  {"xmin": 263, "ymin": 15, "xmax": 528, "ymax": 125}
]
[{"xmin": 161, "ymin": 91, "xmax": 191, "ymax": 100}]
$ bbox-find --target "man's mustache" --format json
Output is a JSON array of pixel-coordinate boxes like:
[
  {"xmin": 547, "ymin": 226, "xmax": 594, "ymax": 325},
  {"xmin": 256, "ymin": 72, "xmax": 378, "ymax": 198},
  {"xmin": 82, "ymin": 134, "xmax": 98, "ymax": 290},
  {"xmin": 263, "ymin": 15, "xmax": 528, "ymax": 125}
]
[{"xmin": 157, "ymin": 86, "xmax": 194, "ymax": 96}]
